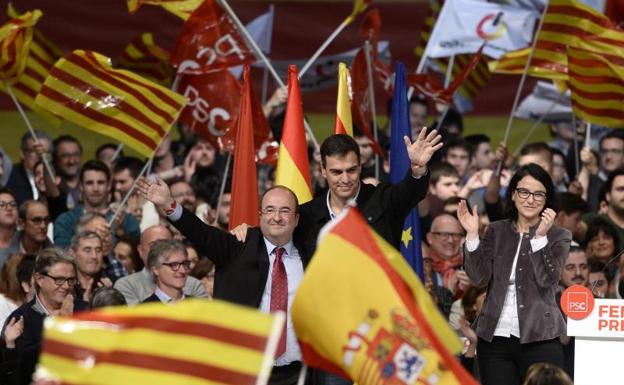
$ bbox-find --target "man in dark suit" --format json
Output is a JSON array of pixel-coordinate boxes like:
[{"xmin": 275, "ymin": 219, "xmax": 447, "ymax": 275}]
[
  {"xmin": 296, "ymin": 132, "xmax": 441, "ymax": 257},
  {"xmin": 136, "ymin": 180, "xmax": 307, "ymax": 385},
  {"xmin": 6, "ymin": 131, "xmax": 53, "ymax": 205}
]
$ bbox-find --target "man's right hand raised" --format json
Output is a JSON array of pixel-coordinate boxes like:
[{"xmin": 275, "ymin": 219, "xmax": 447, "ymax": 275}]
[{"xmin": 136, "ymin": 176, "xmax": 174, "ymax": 211}]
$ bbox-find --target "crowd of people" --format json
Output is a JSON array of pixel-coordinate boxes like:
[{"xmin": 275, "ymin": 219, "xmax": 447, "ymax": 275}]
[{"xmin": 0, "ymin": 90, "xmax": 612, "ymax": 385}]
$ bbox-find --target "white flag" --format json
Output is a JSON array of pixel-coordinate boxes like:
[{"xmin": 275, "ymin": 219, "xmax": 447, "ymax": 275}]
[
  {"xmin": 230, "ymin": 6, "xmax": 275, "ymax": 78},
  {"xmin": 515, "ymin": 81, "xmax": 571, "ymax": 121},
  {"xmin": 424, "ymin": 0, "xmax": 538, "ymax": 59}
]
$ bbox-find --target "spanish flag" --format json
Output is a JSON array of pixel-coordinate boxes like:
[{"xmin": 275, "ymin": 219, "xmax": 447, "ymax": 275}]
[
  {"xmin": 334, "ymin": 62, "xmax": 353, "ymax": 136},
  {"xmin": 37, "ymin": 299, "xmax": 285, "ymax": 385},
  {"xmin": 568, "ymin": 45, "xmax": 624, "ymax": 128},
  {"xmin": 0, "ymin": 8, "xmax": 41, "ymax": 84},
  {"xmin": 488, "ymin": 0, "xmax": 624, "ymax": 80},
  {"xmin": 35, "ymin": 50, "xmax": 187, "ymax": 158},
  {"xmin": 275, "ymin": 65, "xmax": 313, "ymax": 204},
  {"xmin": 292, "ymin": 207, "xmax": 478, "ymax": 385}
]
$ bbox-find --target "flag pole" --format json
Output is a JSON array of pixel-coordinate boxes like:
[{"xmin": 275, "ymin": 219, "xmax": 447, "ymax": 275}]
[
  {"xmin": 363, "ymin": 40, "xmax": 380, "ymax": 180},
  {"xmin": 432, "ymin": 54, "xmax": 456, "ymax": 133},
  {"xmin": 212, "ymin": 151, "xmax": 233, "ymax": 227},
  {"xmin": 512, "ymin": 98, "xmax": 559, "ymax": 157},
  {"xmin": 108, "ymin": 159, "xmax": 152, "ymax": 228},
  {"xmin": 3, "ymin": 82, "xmax": 56, "ymax": 181},
  {"xmin": 500, "ymin": 3, "xmax": 549, "ymax": 147},
  {"xmin": 111, "ymin": 142, "xmax": 125, "ymax": 162},
  {"xmin": 299, "ymin": 17, "xmax": 352, "ymax": 78},
  {"xmin": 217, "ymin": 0, "xmax": 319, "ymax": 150},
  {"xmin": 585, "ymin": 121, "xmax": 591, "ymax": 148}
]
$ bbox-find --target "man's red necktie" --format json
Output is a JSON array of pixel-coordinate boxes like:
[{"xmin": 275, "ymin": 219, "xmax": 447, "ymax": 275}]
[{"xmin": 270, "ymin": 246, "xmax": 288, "ymax": 358}]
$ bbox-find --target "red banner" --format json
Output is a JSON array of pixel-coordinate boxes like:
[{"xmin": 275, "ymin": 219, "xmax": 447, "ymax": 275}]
[{"xmin": 170, "ymin": 0, "xmax": 256, "ymax": 74}]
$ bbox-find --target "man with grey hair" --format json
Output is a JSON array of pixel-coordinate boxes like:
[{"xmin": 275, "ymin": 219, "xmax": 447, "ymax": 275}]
[
  {"xmin": 2, "ymin": 248, "xmax": 76, "ymax": 385},
  {"xmin": 114, "ymin": 225, "xmax": 207, "ymax": 304},
  {"xmin": 142, "ymin": 239, "xmax": 191, "ymax": 303},
  {"xmin": 6, "ymin": 130, "xmax": 53, "ymax": 204},
  {"xmin": 70, "ymin": 231, "xmax": 113, "ymax": 310}
]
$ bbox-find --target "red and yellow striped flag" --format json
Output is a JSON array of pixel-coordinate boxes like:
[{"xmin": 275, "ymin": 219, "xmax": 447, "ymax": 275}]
[
  {"xmin": 275, "ymin": 65, "xmax": 313, "ymax": 204},
  {"xmin": 34, "ymin": 50, "xmax": 187, "ymax": 157},
  {"xmin": 292, "ymin": 207, "xmax": 478, "ymax": 385},
  {"xmin": 127, "ymin": 0, "xmax": 203, "ymax": 20},
  {"xmin": 118, "ymin": 32, "xmax": 174, "ymax": 86},
  {"xmin": 347, "ymin": 0, "xmax": 373, "ymax": 23},
  {"xmin": 0, "ymin": 5, "xmax": 63, "ymax": 124},
  {"xmin": 0, "ymin": 8, "xmax": 41, "ymax": 84},
  {"xmin": 37, "ymin": 299, "xmax": 284, "ymax": 385},
  {"xmin": 489, "ymin": 0, "xmax": 624, "ymax": 80},
  {"xmin": 334, "ymin": 62, "xmax": 353, "ymax": 136},
  {"xmin": 568, "ymin": 45, "xmax": 624, "ymax": 128}
]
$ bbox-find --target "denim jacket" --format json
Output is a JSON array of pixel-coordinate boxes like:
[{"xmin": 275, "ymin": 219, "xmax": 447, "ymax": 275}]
[{"xmin": 464, "ymin": 219, "xmax": 572, "ymax": 344}]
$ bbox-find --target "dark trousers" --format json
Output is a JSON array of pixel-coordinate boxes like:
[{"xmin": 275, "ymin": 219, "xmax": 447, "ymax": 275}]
[
  {"xmin": 477, "ymin": 336, "xmax": 564, "ymax": 385},
  {"xmin": 269, "ymin": 362, "xmax": 304, "ymax": 385}
]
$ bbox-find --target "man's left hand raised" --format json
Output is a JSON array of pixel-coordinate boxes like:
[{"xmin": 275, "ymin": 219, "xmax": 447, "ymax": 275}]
[{"xmin": 404, "ymin": 128, "xmax": 443, "ymax": 177}]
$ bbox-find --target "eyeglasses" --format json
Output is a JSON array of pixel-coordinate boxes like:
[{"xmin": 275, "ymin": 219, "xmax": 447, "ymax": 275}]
[
  {"xmin": 162, "ymin": 260, "xmax": 192, "ymax": 271},
  {"xmin": 431, "ymin": 232, "xmax": 465, "ymax": 241},
  {"xmin": 0, "ymin": 201, "xmax": 17, "ymax": 210},
  {"xmin": 42, "ymin": 272, "xmax": 77, "ymax": 286},
  {"xmin": 260, "ymin": 208, "xmax": 295, "ymax": 217},
  {"xmin": 514, "ymin": 188, "xmax": 547, "ymax": 203},
  {"xmin": 27, "ymin": 216, "xmax": 51, "ymax": 225}
]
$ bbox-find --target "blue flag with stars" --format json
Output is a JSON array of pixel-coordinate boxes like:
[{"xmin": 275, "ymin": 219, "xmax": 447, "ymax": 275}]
[{"xmin": 389, "ymin": 62, "xmax": 424, "ymax": 280}]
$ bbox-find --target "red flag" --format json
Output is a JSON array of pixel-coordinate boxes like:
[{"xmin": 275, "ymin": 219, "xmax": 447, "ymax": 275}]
[
  {"xmin": 171, "ymin": 0, "xmax": 255, "ymax": 74},
  {"xmin": 350, "ymin": 49, "xmax": 384, "ymax": 157},
  {"xmin": 359, "ymin": 8, "xmax": 381, "ymax": 47},
  {"xmin": 230, "ymin": 65, "xmax": 259, "ymax": 230}
]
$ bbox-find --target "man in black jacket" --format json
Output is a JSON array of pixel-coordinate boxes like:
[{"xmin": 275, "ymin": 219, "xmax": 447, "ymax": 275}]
[{"xmin": 137, "ymin": 180, "xmax": 308, "ymax": 385}]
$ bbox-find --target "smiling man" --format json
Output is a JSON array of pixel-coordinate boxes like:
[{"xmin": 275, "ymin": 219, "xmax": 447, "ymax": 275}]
[{"xmin": 136, "ymin": 179, "xmax": 310, "ymax": 385}]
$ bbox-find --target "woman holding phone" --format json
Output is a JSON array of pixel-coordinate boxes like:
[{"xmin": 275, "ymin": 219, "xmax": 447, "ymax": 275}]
[{"xmin": 457, "ymin": 164, "xmax": 572, "ymax": 385}]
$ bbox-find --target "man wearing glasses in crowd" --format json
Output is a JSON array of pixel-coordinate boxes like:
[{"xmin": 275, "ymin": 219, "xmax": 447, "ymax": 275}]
[
  {"xmin": 426, "ymin": 213, "xmax": 468, "ymax": 296},
  {"xmin": 1, "ymin": 248, "xmax": 76, "ymax": 385},
  {"xmin": 0, "ymin": 188, "xmax": 19, "ymax": 267}
]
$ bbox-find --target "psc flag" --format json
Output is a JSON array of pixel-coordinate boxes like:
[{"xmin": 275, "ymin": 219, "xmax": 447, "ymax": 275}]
[
  {"xmin": 34, "ymin": 50, "xmax": 187, "ymax": 158},
  {"xmin": 424, "ymin": 0, "xmax": 537, "ymax": 59},
  {"xmin": 36, "ymin": 299, "xmax": 285, "ymax": 385},
  {"xmin": 488, "ymin": 0, "xmax": 624, "ymax": 80},
  {"xmin": 0, "ymin": 8, "xmax": 42, "ymax": 84},
  {"xmin": 127, "ymin": 0, "xmax": 203, "ymax": 20},
  {"xmin": 292, "ymin": 207, "xmax": 477, "ymax": 385},
  {"xmin": 230, "ymin": 66, "xmax": 260, "ymax": 230},
  {"xmin": 171, "ymin": 0, "xmax": 256, "ymax": 75},
  {"xmin": 390, "ymin": 62, "xmax": 425, "ymax": 280},
  {"xmin": 275, "ymin": 65, "xmax": 313, "ymax": 204},
  {"xmin": 118, "ymin": 32, "xmax": 175, "ymax": 86},
  {"xmin": 567, "ymin": 45, "xmax": 624, "ymax": 128},
  {"xmin": 334, "ymin": 62, "xmax": 353, "ymax": 136}
]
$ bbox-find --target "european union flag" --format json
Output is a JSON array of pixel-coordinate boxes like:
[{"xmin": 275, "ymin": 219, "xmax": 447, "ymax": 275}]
[{"xmin": 389, "ymin": 62, "xmax": 424, "ymax": 280}]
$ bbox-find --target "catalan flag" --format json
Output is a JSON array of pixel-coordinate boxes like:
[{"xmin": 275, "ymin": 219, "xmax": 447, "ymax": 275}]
[
  {"xmin": 292, "ymin": 207, "xmax": 477, "ymax": 385},
  {"xmin": 568, "ymin": 45, "xmax": 624, "ymax": 128},
  {"xmin": 489, "ymin": 0, "xmax": 624, "ymax": 80},
  {"xmin": 118, "ymin": 32, "xmax": 174, "ymax": 86},
  {"xmin": 275, "ymin": 65, "xmax": 313, "ymax": 204},
  {"xmin": 37, "ymin": 299, "xmax": 285, "ymax": 385},
  {"xmin": 347, "ymin": 0, "xmax": 373, "ymax": 23},
  {"xmin": 127, "ymin": 0, "xmax": 203, "ymax": 20},
  {"xmin": 334, "ymin": 62, "xmax": 353, "ymax": 136},
  {"xmin": 35, "ymin": 50, "xmax": 187, "ymax": 157},
  {"xmin": 0, "ymin": 8, "xmax": 41, "ymax": 84},
  {"xmin": 0, "ymin": 5, "xmax": 63, "ymax": 124}
]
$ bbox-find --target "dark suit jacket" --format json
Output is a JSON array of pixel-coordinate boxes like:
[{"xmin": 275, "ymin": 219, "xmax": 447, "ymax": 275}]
[
  {"xmin": 295, "ymin": 170, "xmax": 430, "ymax": 256},
  {"xmin": 5, "ymin": 164, "xmax": 33, "ymax": 205},
  {"xmin": 464, "ymin": 220, "xmax": 572, "ymax": 344},
  {"xmin": 172, "ymin": 209, "xmax": 311, "ymax": 308}
]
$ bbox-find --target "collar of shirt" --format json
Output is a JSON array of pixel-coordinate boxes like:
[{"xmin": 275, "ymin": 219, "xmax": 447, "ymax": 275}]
[
  {"xmin": 154, "ymin": 287, "xmax": 185, "ymax": 303},
  {"xmin": 326, "ymin": 182, "xmax": 361, "ymax": 220},
  {"xmin": 33, "ymin": 293, "xmax": 50, "ymax": 316},
  {"xmin": 263, "ymin": 237, "xmax": 295, "ymax": 259}
]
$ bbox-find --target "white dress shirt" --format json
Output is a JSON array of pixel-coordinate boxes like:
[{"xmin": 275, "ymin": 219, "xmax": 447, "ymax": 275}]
[
  {"xmin": 466, "ymin": 233, "xmax": 548, "ymax": 338},
  {"xmin": 260, "ymin": 238, "xmax": 304, "ymax": 366}
]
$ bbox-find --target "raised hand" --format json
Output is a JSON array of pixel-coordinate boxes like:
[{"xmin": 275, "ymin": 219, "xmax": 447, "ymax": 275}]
[
  {"xmin": 404, "ymin": 128, "xmax": 443, "ymax": 177},
  {"xmin": 4, "ymin": 316, "xmax": 24, "ymax": 348},
  {"xmin": 536, "ymin": 208, "xmax": 556, "ymax": 238},
  {"xmin": 457, "ymin": 199, "xmax": 479, "ymax": 240},
  {"xmin": 136, "ymin": 176, "xmax": 174, "ymax": 210}
]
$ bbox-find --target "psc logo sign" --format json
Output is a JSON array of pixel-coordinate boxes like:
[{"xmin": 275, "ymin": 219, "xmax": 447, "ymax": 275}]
[
  {"xmin": 561, "ymin": 284, "xmax": 595, "ymax": 320},
  {"xmin": 476, "ymin": 12, "xmax": 507, "ymax": 41}
]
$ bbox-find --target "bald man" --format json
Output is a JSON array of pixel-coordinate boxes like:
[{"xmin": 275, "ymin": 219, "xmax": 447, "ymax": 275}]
[
  {"xmin": 426, "ymin": 213, "xmax": 470, "ymax": 294},
  {"xmin": 114, "ymin": 225, "xmax": 207, "ymax": 304}
]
